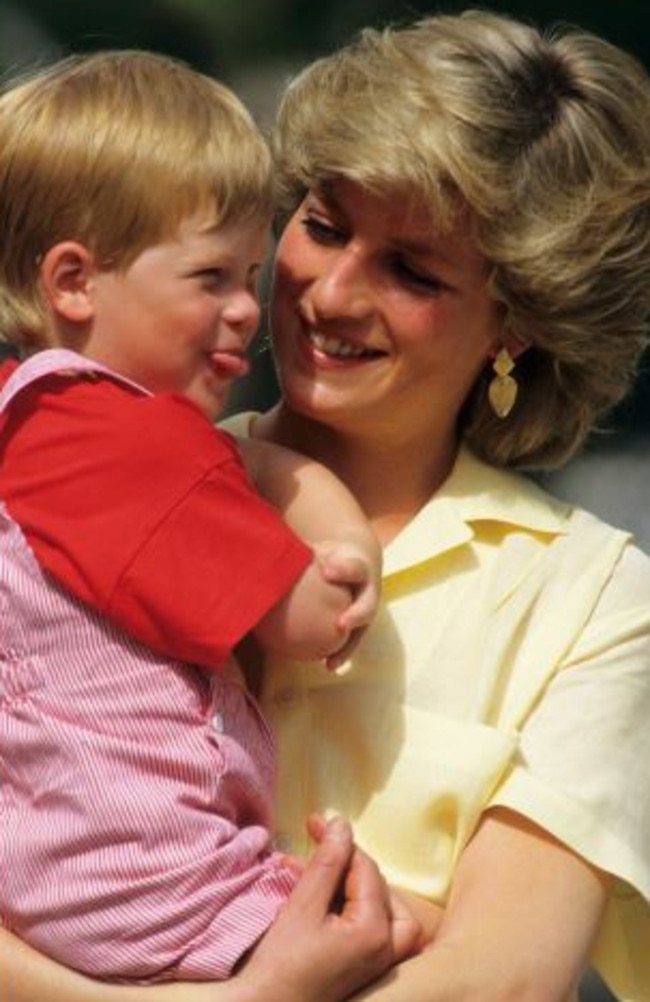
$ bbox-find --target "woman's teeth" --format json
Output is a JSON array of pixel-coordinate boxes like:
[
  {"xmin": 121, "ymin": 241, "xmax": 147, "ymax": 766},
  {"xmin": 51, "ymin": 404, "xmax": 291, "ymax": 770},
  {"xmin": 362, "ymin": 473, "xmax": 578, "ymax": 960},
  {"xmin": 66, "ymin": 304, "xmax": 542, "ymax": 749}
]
[{"xmin": 309, "ymin": 332, "xmax": 375, "ymax": 359}]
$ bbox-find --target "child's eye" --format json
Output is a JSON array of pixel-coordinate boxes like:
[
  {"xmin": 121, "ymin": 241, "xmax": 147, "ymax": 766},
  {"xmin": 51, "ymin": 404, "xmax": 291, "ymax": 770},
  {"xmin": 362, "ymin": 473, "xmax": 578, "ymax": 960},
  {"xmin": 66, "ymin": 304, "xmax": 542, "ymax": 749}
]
[
  {"xmin": 196, "ymin": 268, "xmax": 225, "ymax": 288},
  {"xmin": 301, "ymin": 214, "xmax": 346, "ymax": 245},
  {"xmin": 246, "ymin": 268, "xmax": 261, "ymax": 295}
]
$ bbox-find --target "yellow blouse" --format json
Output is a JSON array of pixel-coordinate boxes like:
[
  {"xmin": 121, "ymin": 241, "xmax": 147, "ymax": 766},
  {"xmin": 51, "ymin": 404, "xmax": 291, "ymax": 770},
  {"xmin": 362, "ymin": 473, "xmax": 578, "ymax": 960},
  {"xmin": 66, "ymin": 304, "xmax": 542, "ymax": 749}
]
[{"xmin": 225, "ymin": 414, "xmax": 650, "ymax": 1001}]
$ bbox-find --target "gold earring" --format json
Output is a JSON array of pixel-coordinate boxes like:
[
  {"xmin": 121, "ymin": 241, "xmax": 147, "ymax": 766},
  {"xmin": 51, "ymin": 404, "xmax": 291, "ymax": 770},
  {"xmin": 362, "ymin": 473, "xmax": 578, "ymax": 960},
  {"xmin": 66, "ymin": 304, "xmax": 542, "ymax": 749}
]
[{"xmin": 488, "ymin": 347, "xmax": 518, "ymax": 418}]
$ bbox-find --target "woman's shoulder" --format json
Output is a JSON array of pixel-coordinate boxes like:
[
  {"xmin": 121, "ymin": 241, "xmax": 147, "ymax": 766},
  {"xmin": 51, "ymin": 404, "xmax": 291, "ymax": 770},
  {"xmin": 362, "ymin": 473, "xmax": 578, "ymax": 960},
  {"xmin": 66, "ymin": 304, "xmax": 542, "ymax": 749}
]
[
  {"xmin": 219, "ymin": 409, "xmax": 260, "ymax": 438},
  {"xmin": 462, "ymin": 447, "xmax": 649, "ymax": 553},
  {"xmin": 453, "ymin": 449, "xmax": 650, "ymax": 602}
]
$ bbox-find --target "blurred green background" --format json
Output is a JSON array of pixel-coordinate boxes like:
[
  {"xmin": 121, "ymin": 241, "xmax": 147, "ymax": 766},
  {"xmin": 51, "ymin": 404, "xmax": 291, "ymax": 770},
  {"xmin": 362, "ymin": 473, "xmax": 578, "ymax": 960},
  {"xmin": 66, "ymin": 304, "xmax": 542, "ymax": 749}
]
[
  {"xmin": 3, "ymin": 0, "xmax": 650, "ymax": 140},
  {"xmin": 2, "ymin": 0, "xmax": 650, "ymax": 80}
]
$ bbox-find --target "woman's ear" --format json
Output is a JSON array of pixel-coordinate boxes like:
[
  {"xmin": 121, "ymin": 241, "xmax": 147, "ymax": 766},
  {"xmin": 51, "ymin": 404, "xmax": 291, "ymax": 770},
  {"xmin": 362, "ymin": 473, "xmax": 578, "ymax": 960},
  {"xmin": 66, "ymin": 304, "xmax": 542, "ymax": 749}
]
[
  {"xmin": 40, "ymin": 241, "xmax": 97, "ymax": 325},
  {"xmin": 509, "ymin": 335, "xmax": 531, "ymax": 361},
  {"xmin": 487, "ymin": 333, "xmax": 531, "ymax": 364}
]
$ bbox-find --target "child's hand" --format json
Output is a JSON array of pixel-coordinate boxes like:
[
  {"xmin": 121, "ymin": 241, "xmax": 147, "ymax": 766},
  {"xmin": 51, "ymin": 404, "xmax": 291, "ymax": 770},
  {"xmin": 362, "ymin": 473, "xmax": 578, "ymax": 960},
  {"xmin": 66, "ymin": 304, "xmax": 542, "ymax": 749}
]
[{"xmin": 314, "ymin": 538, "xmax": 382, "ymax": 668}]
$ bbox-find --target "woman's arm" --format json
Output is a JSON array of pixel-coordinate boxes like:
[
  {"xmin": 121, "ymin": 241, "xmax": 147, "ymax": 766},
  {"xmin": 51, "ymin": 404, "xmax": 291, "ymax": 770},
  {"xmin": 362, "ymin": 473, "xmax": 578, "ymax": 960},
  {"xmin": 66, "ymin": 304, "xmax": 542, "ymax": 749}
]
[
  {"xmin": 348, "ymin": 807, "xmax": 610, "ymax": 1002},
  {"xmin": 8, "ymin": 805, "xmax": 602, "ymax": 1002},
  {"xmin": 1, "ymin": 818, "xmax": 419, "ymax": 1002},
  {"xmin": 236, "ymin": 436, "xmax": 382, "ymax": 667},
  {"xmin": 2, "ymin": 929, "xmax": 156, "ymax": 1002}
]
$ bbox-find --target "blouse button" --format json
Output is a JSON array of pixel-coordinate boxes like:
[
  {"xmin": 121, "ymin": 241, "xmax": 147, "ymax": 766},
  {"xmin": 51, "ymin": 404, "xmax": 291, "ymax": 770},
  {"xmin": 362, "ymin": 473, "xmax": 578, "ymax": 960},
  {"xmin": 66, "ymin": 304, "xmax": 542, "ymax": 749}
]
[
  {"xmin": 275, "ymin": 832, "xmax": 292, "ymax": 853},
  {"xmin": 210, "ymin": 711, "xmax": 225, "ymax": 733}
]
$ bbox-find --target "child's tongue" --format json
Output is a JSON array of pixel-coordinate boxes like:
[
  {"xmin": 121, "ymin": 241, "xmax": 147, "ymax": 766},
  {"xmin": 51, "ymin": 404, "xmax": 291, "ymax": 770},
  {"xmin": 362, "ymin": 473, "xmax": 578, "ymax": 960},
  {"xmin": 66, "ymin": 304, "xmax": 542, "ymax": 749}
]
[{"xmin": 210, "ymin": 351, "xmax": 250, "ymax": 379}]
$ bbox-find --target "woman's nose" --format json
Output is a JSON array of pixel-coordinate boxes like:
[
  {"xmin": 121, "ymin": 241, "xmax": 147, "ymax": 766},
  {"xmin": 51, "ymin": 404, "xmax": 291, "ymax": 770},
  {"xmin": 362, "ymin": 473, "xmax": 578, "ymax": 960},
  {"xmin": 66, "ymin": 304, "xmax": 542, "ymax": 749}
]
[{"xmin": 310, "ymin": 249, "xmax": 373, "ymax": 321}]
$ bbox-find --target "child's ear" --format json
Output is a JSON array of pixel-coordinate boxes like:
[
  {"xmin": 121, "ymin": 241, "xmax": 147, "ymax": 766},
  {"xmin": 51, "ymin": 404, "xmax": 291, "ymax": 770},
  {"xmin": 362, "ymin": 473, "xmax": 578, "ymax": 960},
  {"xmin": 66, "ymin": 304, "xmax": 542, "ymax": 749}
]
[{"xmin": 40, "ymin": 242, "xmax": 97, "ymax": 324}]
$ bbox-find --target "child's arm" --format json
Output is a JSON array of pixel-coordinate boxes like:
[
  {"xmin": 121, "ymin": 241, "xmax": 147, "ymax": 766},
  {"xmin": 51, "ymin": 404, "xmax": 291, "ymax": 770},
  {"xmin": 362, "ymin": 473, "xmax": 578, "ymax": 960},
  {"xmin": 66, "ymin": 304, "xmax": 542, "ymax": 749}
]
[{"xmin": 236, "ymin": 436, "xmax": 382, "ymax": 668}]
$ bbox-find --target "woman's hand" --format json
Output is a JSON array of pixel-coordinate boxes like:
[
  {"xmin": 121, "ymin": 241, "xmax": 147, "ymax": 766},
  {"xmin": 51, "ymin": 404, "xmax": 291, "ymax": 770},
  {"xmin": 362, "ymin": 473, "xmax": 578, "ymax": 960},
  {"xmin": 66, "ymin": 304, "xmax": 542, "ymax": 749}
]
[{"xmin": 239, "ymin": 815, "xmax": 421, "ymax": 1002}]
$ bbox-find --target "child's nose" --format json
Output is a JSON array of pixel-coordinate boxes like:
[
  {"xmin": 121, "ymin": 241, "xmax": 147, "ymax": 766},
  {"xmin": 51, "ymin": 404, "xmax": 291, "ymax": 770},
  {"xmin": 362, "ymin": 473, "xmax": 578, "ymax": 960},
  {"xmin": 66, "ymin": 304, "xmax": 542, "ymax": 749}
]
[{"xmin": 224, "ymin": 290, "xmax": 261, "ymax": 338}]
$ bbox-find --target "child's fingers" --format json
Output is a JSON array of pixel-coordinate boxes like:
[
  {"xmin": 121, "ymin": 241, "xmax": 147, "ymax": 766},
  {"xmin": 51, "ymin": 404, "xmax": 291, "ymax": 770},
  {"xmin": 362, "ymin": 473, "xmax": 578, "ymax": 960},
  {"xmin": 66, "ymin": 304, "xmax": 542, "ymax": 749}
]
[
  {"xmin": 338, "ymin": 581, "xmax": 379, "ymax": 628},
  {"xmin": 325, "ymin": 627, "xmax": 364, "ymax": 670},
  {"xmin": 318, "ymin": 552, "xmax": 368, "ymax": 587}
]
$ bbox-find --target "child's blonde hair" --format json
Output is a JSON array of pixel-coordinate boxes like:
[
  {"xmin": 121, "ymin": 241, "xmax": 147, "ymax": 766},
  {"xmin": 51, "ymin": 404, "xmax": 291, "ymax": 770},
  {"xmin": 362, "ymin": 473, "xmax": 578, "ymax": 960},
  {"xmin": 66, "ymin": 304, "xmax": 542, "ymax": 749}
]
[{"xmin": 0, "ymin": 49, "xmax": 273, "ymax": 350}]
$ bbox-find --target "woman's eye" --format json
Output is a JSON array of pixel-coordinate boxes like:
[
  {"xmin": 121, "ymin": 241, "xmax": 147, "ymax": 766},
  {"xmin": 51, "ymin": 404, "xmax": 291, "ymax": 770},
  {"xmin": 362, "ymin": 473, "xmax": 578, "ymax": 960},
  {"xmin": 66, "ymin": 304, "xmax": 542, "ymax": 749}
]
[
  {"xmin": 301, "ymin": 215, "xmax": 345, "ymax": 244},
  {"xmin": 393, "ymin": 257, "xmax": 446, "ymax": 294}
]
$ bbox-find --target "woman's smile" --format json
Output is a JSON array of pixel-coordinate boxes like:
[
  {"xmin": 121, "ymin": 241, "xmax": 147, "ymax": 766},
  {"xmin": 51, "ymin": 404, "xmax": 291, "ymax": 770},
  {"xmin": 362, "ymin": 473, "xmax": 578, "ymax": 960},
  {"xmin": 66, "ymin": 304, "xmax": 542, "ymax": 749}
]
[{"xmin": 306, "ymin": 330, "xmax": 386, "ymax": 363}]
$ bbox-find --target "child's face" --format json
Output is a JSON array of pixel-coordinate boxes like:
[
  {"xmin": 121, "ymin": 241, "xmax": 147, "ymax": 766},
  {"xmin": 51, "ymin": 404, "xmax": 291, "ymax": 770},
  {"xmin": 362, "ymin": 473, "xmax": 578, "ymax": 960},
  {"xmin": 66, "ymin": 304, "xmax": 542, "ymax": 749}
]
[{"xmin": 85, "ymin": 210, "xmax": 269, "ymax": 421}]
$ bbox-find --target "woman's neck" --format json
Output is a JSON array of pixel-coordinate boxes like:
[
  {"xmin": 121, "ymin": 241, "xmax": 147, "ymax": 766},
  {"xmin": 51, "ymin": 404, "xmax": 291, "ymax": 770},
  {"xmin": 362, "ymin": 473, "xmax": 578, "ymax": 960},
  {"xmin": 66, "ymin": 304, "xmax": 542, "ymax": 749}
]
[{"xmin": 254, "ymin": 403, "xmax": 459, "ymax": 545}]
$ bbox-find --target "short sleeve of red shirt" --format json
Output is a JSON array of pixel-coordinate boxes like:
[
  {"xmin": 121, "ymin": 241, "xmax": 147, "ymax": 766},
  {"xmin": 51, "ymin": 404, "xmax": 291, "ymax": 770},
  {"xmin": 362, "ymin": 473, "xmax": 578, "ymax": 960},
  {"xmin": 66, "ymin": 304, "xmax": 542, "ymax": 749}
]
[{"xmin": 0, "ymin": 371, "xmax": 312, "ymax": 669}]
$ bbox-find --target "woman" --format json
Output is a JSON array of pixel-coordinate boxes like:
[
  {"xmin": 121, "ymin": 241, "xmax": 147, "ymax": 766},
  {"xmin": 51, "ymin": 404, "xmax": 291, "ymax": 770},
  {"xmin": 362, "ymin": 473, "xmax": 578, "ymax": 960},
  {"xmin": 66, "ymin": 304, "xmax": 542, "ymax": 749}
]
[{"xmin": 3, "ymin": 9, "xmax": 650, "ymax": 1001}]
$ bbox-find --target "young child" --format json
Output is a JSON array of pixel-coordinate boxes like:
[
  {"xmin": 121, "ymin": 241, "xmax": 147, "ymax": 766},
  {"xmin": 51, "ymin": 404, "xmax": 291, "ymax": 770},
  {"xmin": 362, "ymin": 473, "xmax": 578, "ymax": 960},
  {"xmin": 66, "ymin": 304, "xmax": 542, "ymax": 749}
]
[{"xmin": 0, "ymin": 51, "xmax": 382, "ymax": 983}]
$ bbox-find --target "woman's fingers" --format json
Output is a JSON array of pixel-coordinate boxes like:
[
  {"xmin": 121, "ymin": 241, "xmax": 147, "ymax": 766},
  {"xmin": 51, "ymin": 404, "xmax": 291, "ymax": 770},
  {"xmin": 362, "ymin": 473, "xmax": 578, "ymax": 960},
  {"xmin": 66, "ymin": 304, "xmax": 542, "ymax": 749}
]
[
  {"xmin": 308, "ymin": 813, "xmax": 423, "ymax": 963},
  {"xmin": 387, "ymin": 889, "xmax": 425, "ymax": 961},
  {"xmin": 285, "ymin": 816, "xmax": 354, "ymax": 918}
]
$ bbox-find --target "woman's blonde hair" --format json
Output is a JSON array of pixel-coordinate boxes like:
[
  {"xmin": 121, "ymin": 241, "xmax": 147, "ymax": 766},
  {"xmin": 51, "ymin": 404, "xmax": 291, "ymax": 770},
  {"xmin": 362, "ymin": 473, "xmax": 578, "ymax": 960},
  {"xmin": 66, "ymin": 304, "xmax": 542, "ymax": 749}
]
[
  {"xmin": 273, "ymin": 10, "xmax": 650, "ymax": 469},
  {"xmin": 0, "ymin": 49, "xmax": 273, "ymax": 349}
]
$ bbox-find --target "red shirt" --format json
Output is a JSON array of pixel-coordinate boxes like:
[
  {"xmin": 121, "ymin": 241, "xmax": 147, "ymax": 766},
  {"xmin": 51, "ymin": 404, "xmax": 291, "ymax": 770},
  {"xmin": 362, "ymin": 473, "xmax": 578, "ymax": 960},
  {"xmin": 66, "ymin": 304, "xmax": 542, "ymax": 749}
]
[{"xmin": 0, "ymin": 358, "xmax": 312, "ymax": 669}]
